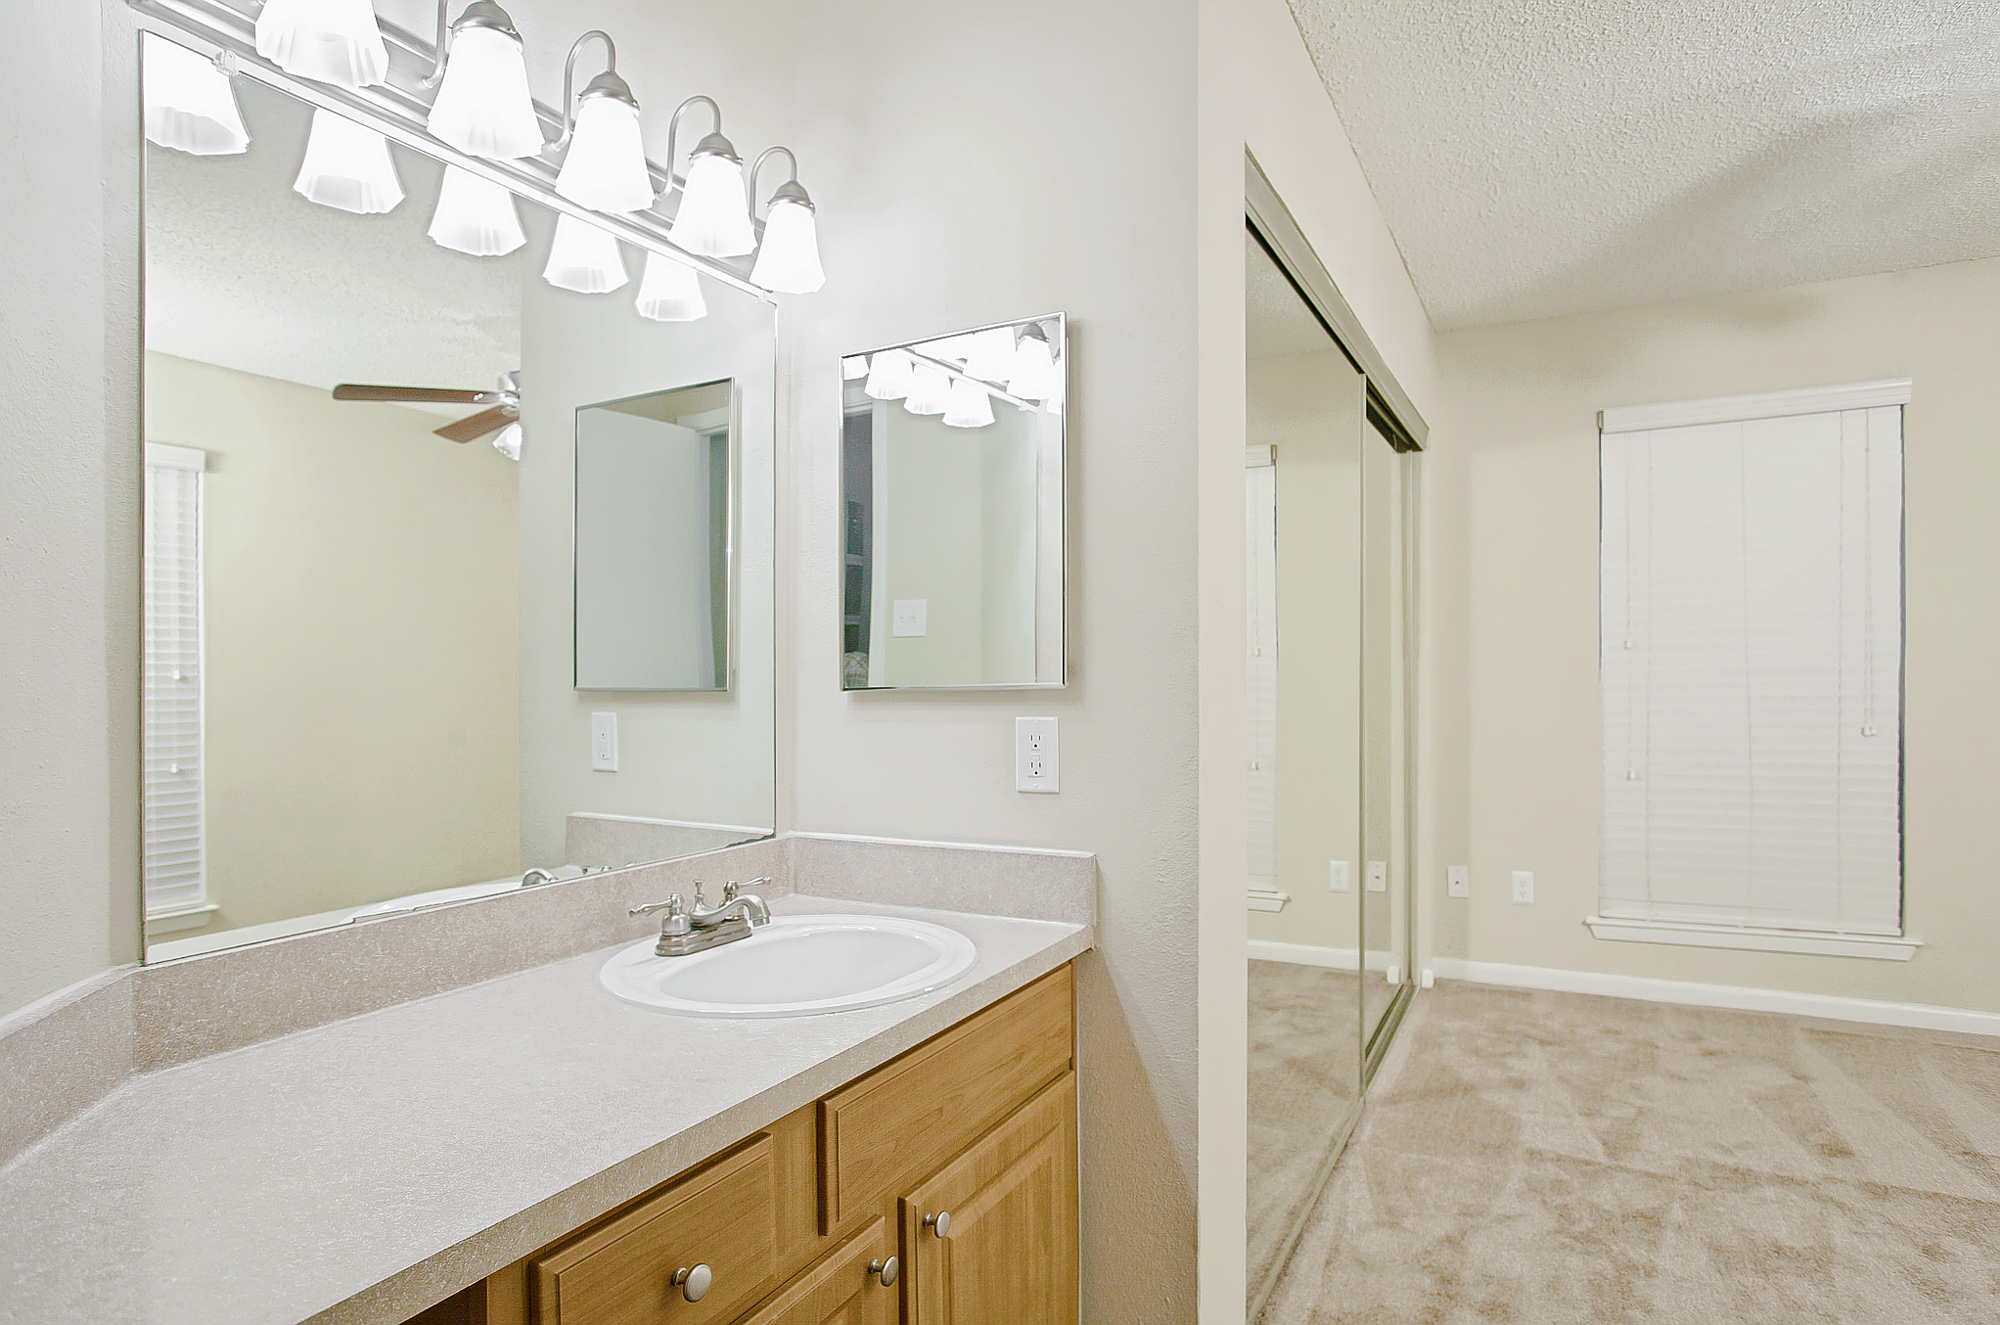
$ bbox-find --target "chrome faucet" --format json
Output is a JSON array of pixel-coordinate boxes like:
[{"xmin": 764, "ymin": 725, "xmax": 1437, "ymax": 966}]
[
  {"xmin": 630, "ymin": 878, "xmax": 772, "ymax": 957},
  {"xmin": 520, "ymin": 868, "xmax": 558, "ymax": 888}
]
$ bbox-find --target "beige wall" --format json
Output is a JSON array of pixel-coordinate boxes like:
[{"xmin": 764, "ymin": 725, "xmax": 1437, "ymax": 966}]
[
  {"xmin": 145, "ymin": 354, "xmax": 521, "ymax": 931},
  {"xmin": 1433, "ymin": 254, "xmax": 2000, "ymax": 1013},
  {"xmin": 1247, "ymin": 350, "xmax": 1364, "ymax": 955}
]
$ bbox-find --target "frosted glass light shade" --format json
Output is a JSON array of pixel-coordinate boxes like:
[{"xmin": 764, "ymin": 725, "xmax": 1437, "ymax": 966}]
[
  {"xmin": 555, "ymin": 96, "xmax": 654, "ymax": 213},
  {"xmin": 963, "ymin": 328, "xmax": 1018, "ymax": 384},
  {"xmin": 634, "ymin": 252, "xmax": 707, "ymax": 322},
  {"xmin": 427, "ymin": 167, "xmax": 525, "ymax": 256},
  {"xmin": 492, "ymin": 421, "xmax": 524, "ymax": 461},
  {"xmin": 143, "ymin": 37, "xmax": 249, "ymax": 156},
  {"xmin": 904, "ymin": 364, "xmax": 951, "ymax": 416},
  {"xmin": 293, "ymin": 108, "xmax": 404, "ymax": 214},
  {"xmin": 542, "ymin": 213, "xmax": 628, "ymax": 293},
  {"xmin": 748, "ymin": 197, "xmax": 824, "ymax": 293},
  {"xmin": 1008, "ymin": 331, "xmax": 1060, "ymax": 401},
  {"xmin": 254, "ymin": 0, "xmax": 389, "ymax": 89},
  {"xmin": 427, "ymin": 25, "xmax": 541, "ymax": 159},
  {"xmin": 863, "ymin": 349, "xmax": 914, "ymax": 401},
  {"xmin": 942, "ymin": 378, "xmax": 996, "ymax": 429},
  {"xmin": 841, "ymin": 356, "xmax": 869, "ymax": 380},
  {"xmin": 669, "ymin": 152, "xmax": 755, "ymax": 257}
]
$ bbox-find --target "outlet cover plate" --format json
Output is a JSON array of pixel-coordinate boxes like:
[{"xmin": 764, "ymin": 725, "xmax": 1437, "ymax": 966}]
[
  {"xmin": 1015, "ymin": 716, "xmax": 1058, "ymax": 793},
  {"xmin": 1511, "ymin": 870, "xmax": 1535, "ymax": 904}
]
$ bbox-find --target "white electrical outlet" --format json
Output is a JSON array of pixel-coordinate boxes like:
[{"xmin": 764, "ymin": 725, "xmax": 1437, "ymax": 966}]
[
  {"xmin": 892, "ymin": 599, "xmax": 928, "ymax": 637},
  {"xmin": 1015, "ymin": 716, "xmax": 1058, "ymax": 793},
  {"xmin": 1447, "ymin": 865, "xmax": 1470, "ymax": 898},
  {"xmin": 1511, "ymin": 870, "xmax": 1535, "ymax": 904},
  {"xmin": 1366, "ymin": 860, "xmax": 1388, "ymax": 893},
  {"xmin": 1328, "ymin": 860, "xmax": 1351, "ymax": 893},
  {"xmin": 590, "ymin": 711, "xmax": 618, "ymax": 772}
]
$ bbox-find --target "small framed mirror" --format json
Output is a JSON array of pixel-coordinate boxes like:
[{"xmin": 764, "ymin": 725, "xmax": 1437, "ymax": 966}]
[
  {"xmin": 575, "ymin": 380, "xmax": 737, "ymax": 692},
  {"xmin": 839, "ymin": 314, "xmax": 1068, "ymax": 690}
]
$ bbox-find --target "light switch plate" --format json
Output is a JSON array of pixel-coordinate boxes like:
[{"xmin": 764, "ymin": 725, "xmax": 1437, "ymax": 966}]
[
  {"xmin": 1366, "ymin": 860, "xmax": 1388, "ymax": 893},
  {"xmin": 892, "ymin": 599, "xmax": 928, "ymax": 637},
  {"xmin": 1447, "ymin": 865, "xmax": 1469, "ymax": 898},
  {"xmin": 1015, "ymin": 716, "xmax": 1058, "ymax": 793},
  {"xmin": 1511, "ymin": 870, "xmax": 1535, "ymax": 904},
  {"xmin": 590, "ymin": 712, "xmax": 618, "ymax": 772},
  {"xmin": 1328, "ymin": 860, "xmax": 1351, "ymax": 893}
]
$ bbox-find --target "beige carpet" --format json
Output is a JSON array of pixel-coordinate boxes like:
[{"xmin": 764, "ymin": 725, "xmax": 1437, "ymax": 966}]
[
  {"xmin": 1263, "ymin": 982, "xmax": 2000, "ymax": 1324},
  {"xmin": 1250, "ymin": 960, "xmax": 1364, "ymax": 1296}
]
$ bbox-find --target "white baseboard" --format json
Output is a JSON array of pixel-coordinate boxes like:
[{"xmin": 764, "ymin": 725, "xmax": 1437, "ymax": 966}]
[
  {"xmin": 1249, "ymin": 940, "xmax": 1393, "ymax": 974},
  {"xmin": 1429, "ymin": 957, "xmax": 2000, "ymax": 1038}
]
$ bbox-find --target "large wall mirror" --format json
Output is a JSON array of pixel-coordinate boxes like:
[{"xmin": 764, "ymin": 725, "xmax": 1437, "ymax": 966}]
[
  {"xmin": 138, "ymin": 34, "xmax": 775, "ymax": 961},
  {"xmin": 839, "ymin": 316, "xmax": 1067, "ymax": 689}
]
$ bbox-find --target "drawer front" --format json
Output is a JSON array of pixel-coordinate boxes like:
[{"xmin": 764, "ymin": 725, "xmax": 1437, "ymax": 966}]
[
  {"xmin": 531, "ymin": 1135, "xmax": 779, "ymax": 1325},
  {"xmin": 819, "ymin": 965, "xmax": 1073, "ymax": 1230},
  {"xmin": 737, "ymin": 1218, "xmax": 895, "ymax": 1325}
]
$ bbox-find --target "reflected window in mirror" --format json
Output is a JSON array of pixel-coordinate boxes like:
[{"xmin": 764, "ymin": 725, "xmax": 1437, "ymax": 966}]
[{"xmin": 840, "ymin": 315, "xmax": 1067, "ymax": 690}]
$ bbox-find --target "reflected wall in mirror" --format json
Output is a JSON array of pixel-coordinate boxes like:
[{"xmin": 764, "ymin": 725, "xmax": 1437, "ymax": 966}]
[
  {"xmin": 575, "ymin": 382, "xmax": 736, "ymax": 692},
  {"xmin": 839, "ymin": 315, "xmax": 1067, "ymax": 689},
  {"xmin": 138, "ymin": 36, "xmax": 775, "ymax": 962}
]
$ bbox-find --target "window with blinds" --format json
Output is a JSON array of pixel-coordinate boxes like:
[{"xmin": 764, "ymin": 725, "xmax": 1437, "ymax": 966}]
[
  {"xmin": 1599, "ymin": 385, "xmax": 1905, "ymax": 937},
  {"xmin": 143, "ymin": 443, "xmax": 207, "ymax": 919}
]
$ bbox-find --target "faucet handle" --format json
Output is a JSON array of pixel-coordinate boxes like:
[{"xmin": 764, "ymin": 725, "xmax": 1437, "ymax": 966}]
[
  {"xmin": 629, "ymin": 894, "xmax": 684, "ymax": 919},
  {"xmin": 630, "ymin": 893, "xmax": 692, "ymax": 937},
  {"xmin": 723, "ymin": 877, "xmax": 771, "ymax": 903}
]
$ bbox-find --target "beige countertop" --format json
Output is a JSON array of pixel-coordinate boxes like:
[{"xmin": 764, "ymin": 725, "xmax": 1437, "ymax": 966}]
[{"xmin": 0, "ymin": 894, "xmax": 1090, "ymax": 1325}]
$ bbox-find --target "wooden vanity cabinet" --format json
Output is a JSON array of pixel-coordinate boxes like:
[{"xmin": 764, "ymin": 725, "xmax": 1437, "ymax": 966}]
[{"xmin": 457, "ymin": 963, "xmax": 1076, "ymax": 1325}]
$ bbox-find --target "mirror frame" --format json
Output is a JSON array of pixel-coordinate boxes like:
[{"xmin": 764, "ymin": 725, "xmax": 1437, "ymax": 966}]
[{"xmin": 838, "ymin": 311, "xmax": 1070, "ymax": 692}]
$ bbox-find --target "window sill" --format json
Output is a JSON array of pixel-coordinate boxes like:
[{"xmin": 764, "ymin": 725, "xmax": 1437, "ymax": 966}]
[
  {"xmin": 1247, "ymin": 887, "xmax": 1289, "ymax": 913},
  {"xmin": 1585, "ymin": 915, "xmax": 1920, "ymax": 961},
  {"xmin": 145, "ymin": 902, "xmax": 219, "ymax": 935}
]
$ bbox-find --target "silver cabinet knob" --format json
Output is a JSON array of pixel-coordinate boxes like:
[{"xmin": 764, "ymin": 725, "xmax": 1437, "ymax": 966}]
[
  {"xmin": 868, "ymin": 1255, "xmax": 900, "ymax": 1287},
  {"xmin": 672, "ymin": 1263, "xmax": 712, "ymax": 1303},
  {"xmin": 923, "ymin": 1210, "xmax": 951, "ymax": 1238}
]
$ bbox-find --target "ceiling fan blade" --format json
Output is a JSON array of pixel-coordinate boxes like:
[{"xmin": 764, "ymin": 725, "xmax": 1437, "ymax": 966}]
[
  {"xmin": 333, "ymin": 383, "xmax": 491, "ymax": 404},
  {"xmin": 434, "ymin": 405, "xmax": 518, "ymax": 444}
]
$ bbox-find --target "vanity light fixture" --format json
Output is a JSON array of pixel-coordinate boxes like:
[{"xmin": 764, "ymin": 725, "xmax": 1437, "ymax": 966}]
[
  {"xmin": 863, "ymin": 349, "xmax": 916, "ymax": 401},
  {"xmin": 142, "ymin": 36, "xmax": 249, "ymax": 156},
  {"xmin": 665, "ymin": 97, "xmax": 755, "ymax": 257},
  {"xmin": 904, "ymin": 363, "xmax": 953, "ymax": 416},
  {"xmin": 1007, "ymin": 323, "xmax": 1061, "ymax": 402},
  {"xmin": 842, "ymin": 357, "xmax": 869, "ymax": 380},
  {"xmin": 423, "ymin": 2, "xmax": 542, "ymax": 159},
  {"xmin": 543, "ymin": 212, "xmax": 629, "ymax": 293},
  {"xmin": 634, "ymin": 252, "xmax": 708, "ymax": 322},
  {"xmin": 551, "ymin": 32, "xmax": 654, "ymax": 213},
  {"xmin": 254, "ymin": 0, "xmax": 389, "ymax": 89},
  {"xmin": 942, "ymin": 378, "xmax": 996, "ymax": 429},
  {"xmin": 293, "ymin": 107, "xmax": 404, "ymax": 214},
  {"xmin": 962, "ymin": 327, "xmax": 1019, "ymax": 385},
  {"xmin": 746, "ymin": 147, "xmax": 825, "ymax": 293},
  {"xmin": 492, "ymin": 420, "xmax": 524, "ymax": 460},
  {"xmin": 427, "ymin": 165, "xmax": 526, "ymax": 256}
]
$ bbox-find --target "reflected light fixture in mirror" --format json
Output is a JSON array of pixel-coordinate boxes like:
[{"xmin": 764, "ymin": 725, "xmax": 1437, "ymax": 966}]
[
  {"xmin": 142, "ymin": 36, "xmax": 248, "ymax": 156},
  {"xmin": 863, "ymin": 348, "xmax": 915, "ymax": 400},
  {"xmin": 842, "ymin": 356, "xmax": 869, "ymax": 381},
  {"xmin": 293, "ymin": 108, "xmax": 405, "ymax": 214},
  {"xmin": 963, "ymin": 327, "xmax": 1018, "ymax": 383},
  {"xmin": 942, "ymin": 377, "xmax": 995, "ymax": 429},
  {"xmin": 424, "ymin": 2, "xmax": 542, "ymax": 159},
  {"xmin": 544, "ymin": 213, "xmax": 629, "ymax": 292},
  {"xmin": 428, "ymin": 166, "xmax": 527, "ymax": 256},
  {"xmin": 1008, "ymin": 324, "xmax": 1061, "ymax": 401},
  {"xmin": 254, "ymin": 0, "xmax": 390, "ymax": 89},
  {"xmin": 635, "ymin": 252, "xmax": 708, "ymax": 322},
  {"xmin": 904, "ymin": 362, "xmax": 952, "ymax": 415},
  {"xmin": 552, "ymin": 32, "xmax": 654, "ymax": 214},
  {"xmin": 492, "ymin": 419, "xmax": 524, "ymax": 460}
]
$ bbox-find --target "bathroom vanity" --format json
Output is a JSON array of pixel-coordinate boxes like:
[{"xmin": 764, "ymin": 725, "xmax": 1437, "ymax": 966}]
[{"xmin": 425, "ymin": 965, "xmax": 1077, "ymax": 1325}]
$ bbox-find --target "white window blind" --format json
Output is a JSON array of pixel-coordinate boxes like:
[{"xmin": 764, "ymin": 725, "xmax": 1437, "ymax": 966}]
[
  {"xmin": 1599, "ymin": 394, "xmax": 1904, "ymax": 936},
  {"xmin": 1246, "ymin": 448, "xmax": 1279, "ymax": 888},
  {"xmin": 143, "ymin": 443, "xmax": 206, "ymax": 918}
]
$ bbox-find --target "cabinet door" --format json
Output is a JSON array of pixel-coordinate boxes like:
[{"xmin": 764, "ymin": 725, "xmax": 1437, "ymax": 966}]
[
  {"xmin": 901, "ymin": 1073, "xmax": 1078, "ymax": 1325},
  {"xmin": 737, "ymin": 1218, "xmax": 895, "ymax": 1325}
]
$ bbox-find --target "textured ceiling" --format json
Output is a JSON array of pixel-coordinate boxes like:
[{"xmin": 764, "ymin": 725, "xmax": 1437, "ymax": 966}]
[
  {"xmin": 145, "ymin": 74, "xmax": 521, "ymax": 395},
  {"xmin": 1286, "ymin": 0, "xmax": 2000, "ymax": 329}
]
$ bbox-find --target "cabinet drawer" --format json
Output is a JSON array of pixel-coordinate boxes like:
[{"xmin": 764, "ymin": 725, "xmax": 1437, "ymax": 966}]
[
  {"xmin": 531, "ymin": 1134, "xmax": 779, "ymax": 1325},
  {"xmin": 819, "ymin": 965, "xmax": 1073, "ymax": 1230}
]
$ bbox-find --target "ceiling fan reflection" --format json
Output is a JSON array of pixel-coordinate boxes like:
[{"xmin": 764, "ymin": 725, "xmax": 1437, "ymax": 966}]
[{"xmin": 330, "ymin": 371, "xmax": 523, "ymax": 458}]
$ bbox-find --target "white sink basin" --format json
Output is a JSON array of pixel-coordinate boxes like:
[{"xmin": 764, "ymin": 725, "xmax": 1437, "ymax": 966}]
[{"xmin": 599, "ymin": 914, "xmax": 978, "ymax": 1017}]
